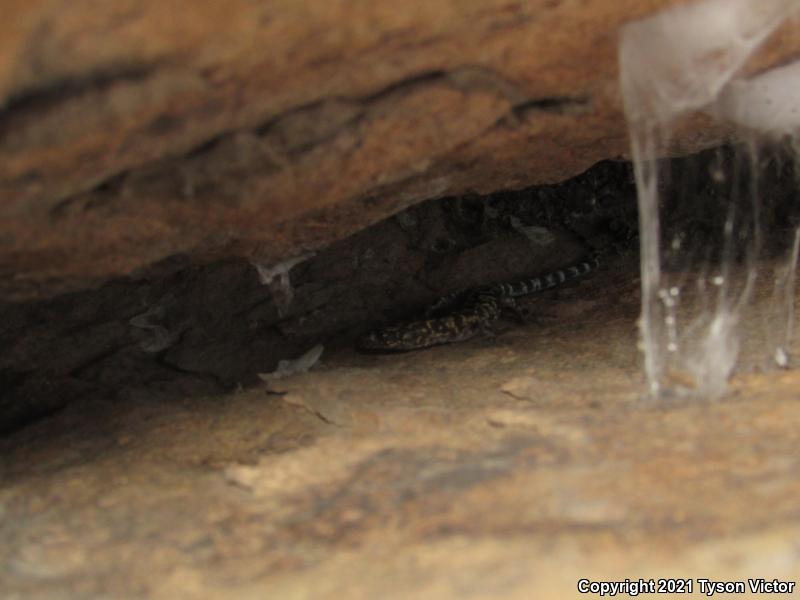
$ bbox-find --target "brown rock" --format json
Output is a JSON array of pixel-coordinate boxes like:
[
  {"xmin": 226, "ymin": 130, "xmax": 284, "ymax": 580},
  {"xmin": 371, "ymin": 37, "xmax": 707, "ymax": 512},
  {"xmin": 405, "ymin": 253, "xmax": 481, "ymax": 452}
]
[{"xmin": 1, "ymin": 0, "xmax": 799, "ymax": 298}]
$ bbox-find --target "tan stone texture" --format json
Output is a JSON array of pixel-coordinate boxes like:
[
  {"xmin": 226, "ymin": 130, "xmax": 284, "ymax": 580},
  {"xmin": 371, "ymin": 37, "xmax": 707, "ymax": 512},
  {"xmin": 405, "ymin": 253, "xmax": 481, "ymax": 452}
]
[
  {"xmin": 4, "ymin": 261, "xmax": 800, "ymax": 598},
  {"xmin": 1, "ymin": 1, "xmax": 799, "ymax": 298}
]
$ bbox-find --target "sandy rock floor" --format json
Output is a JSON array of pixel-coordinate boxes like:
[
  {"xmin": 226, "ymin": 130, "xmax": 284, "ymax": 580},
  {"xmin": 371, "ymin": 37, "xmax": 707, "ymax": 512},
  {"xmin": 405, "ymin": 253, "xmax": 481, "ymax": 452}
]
[{"xmin": 3, "ymin": 259, "xmax": 800, "ymax": 599}]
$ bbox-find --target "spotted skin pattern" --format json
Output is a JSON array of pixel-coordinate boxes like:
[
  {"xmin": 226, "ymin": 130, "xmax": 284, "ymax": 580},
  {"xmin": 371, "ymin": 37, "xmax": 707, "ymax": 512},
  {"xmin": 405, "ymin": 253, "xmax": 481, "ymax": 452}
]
[{"xmin": 358, "ymin": 254, "xmax": 599, "ymax": 351}]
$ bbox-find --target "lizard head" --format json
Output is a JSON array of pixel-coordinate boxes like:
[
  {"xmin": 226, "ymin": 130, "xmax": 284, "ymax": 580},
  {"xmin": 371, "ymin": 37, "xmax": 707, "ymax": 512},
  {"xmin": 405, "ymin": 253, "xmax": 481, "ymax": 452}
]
[{"xmin": 356, "ymin": 325, "xmax": 425, "ymax": 352}]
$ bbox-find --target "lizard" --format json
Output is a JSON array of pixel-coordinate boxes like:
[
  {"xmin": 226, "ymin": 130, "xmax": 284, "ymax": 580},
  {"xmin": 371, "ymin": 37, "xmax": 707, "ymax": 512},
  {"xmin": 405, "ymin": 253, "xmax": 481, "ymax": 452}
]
[{"xmin": 357, "ymin": 253, "xmax": 599, "ymax": 351}]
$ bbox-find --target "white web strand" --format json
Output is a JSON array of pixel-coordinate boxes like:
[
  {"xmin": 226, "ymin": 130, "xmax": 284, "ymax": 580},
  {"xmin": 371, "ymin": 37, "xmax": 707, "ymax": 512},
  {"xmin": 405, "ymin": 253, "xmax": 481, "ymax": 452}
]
[{"xmin": 620, "ymin": 0, "xmax": 800, "ymax": 397}]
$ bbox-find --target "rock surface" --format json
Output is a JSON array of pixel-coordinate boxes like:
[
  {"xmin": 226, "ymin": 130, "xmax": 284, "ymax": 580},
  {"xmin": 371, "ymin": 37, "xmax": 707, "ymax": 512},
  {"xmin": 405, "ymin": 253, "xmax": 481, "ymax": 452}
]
[
  {"xmin": 0, "ymin": 158, "xmax": 641, "ymax": 433},
  {"xmin": 4, "ymin": 261, "xmax": 800, "ymax": 598},
  {"xmin": 2, "ymin": 0, "xmax": 799, "ymax": 298},
  {"xmin": 4, "ymin": 5, "xmax": 800, "ymax": 596}
]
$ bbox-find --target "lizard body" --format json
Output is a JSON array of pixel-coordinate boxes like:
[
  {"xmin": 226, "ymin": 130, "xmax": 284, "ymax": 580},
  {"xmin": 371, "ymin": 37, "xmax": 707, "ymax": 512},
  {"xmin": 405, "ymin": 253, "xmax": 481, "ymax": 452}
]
[{"xmin": 358, "ymin": 254, "xmax": 599, "ymax": 351}]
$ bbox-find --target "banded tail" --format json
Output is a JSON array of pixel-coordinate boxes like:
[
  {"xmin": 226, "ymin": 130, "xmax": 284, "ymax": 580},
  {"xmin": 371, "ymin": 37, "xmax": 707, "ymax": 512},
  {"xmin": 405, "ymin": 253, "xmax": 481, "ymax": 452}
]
[{"xmin": 490, "ymin": 253, "xmax": 600, "ymax": 298}]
